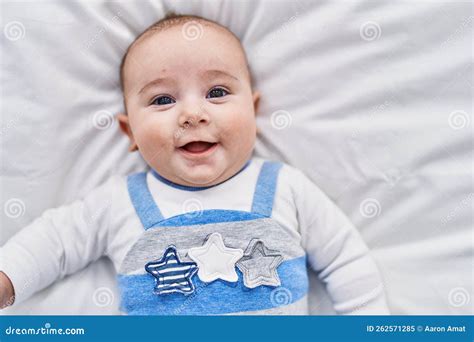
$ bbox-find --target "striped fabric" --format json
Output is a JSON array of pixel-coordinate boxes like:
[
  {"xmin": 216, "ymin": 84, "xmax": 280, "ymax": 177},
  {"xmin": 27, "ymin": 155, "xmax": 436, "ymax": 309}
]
[{"xmin": 144, "ymin": 245, "xmax": 198, "ymax": 295}]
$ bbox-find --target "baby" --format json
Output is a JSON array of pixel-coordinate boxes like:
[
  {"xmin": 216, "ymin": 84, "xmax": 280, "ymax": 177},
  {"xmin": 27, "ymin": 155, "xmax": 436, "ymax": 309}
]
[{"xmin": 0, "ymin": 13, "xmax": 389, "ymax": 315}]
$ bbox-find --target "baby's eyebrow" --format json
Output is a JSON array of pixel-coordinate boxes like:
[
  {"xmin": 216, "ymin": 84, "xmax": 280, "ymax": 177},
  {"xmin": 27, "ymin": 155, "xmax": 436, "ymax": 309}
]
[
  {"xmin": 137, "ymin": 70, "xmax": 239, "ymax": 95},
  {"xmin": 138, "ymin": 77, "xmax": 174, "ymax": 95},
  {"xmin": 202, "ymin": 69, "xmax": 239, "ymax": 81}
]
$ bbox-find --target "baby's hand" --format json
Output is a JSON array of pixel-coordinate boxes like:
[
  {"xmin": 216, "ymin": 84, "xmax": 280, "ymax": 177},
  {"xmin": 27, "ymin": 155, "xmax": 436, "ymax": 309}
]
[{"xmin": 0, "ymin": 271, "xmax": 14, "ymax": 309}]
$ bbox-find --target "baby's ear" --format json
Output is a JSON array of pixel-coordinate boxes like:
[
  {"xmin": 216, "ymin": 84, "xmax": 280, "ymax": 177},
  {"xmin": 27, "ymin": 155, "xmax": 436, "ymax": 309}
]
[
  {"xmin": 252, "ymin": 91, "xmax": 261, "ymax": 114},
  {"xmin": 117, "ymin": 113, "xmax": 138, "ymax": 152}
]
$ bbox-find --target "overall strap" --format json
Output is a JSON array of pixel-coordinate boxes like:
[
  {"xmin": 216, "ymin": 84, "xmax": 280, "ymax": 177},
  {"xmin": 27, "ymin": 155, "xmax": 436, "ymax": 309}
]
[
  {"xmin": 251, "ymin": 161, "xmax": 283, "ymax": 217},
  {"xmin": 127, "ymin": 172, "xmax": 164, "ymax": 230}
]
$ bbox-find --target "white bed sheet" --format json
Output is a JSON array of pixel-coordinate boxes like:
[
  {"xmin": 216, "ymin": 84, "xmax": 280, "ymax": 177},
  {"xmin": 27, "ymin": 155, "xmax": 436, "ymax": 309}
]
[{"xmin": 1, "ymin": 0, "xmax": 472, "ymax": 315}]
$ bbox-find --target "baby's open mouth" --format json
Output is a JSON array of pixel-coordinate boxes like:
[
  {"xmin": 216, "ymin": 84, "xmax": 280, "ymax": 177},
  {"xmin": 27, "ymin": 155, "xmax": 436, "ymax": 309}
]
[{"xmin": 178, "ymin": 141, "xmax": 218, "ymax": 154}]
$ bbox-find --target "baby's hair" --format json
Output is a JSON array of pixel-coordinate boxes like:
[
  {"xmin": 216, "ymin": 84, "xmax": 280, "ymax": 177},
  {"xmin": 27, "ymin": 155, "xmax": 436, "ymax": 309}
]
[{"xmin": 119, "ymin": 12, "xmax": 254, "ymax": 112}]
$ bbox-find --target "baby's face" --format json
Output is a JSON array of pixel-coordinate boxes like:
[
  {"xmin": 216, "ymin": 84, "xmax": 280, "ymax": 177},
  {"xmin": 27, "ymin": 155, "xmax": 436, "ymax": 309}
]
[{"xmin": 119, "ymin": 22, "xmax": 259, "ymax": 187}]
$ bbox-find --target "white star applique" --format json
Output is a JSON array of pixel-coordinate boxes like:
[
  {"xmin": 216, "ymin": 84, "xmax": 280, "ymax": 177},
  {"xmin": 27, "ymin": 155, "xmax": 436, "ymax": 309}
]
[{"xmin": 187, "ymin": 233, "xmax": 243, "ymax": 283}]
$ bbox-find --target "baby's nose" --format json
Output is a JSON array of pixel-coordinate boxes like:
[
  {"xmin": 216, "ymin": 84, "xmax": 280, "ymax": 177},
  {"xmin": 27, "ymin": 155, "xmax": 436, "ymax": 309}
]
[{"xmin": 179, "ymin": 108, "xmax": 210, "ymax": 127}]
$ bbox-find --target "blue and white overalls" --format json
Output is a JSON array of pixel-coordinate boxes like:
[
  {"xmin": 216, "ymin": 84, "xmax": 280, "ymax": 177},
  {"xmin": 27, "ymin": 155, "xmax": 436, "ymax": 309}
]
[{"xmin": 117, "ymin": 161, "xmax": 309, "ymax": 315}]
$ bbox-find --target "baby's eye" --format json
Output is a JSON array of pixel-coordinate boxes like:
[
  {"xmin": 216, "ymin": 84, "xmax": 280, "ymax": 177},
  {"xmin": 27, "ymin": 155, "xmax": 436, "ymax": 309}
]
[
  {"xmin": 206, "ymin": 87, "xmax": 229, "ymax": 99},
  {"xmin": 151, "ymin": 96, "xmax": 175, "ymax": 106}
]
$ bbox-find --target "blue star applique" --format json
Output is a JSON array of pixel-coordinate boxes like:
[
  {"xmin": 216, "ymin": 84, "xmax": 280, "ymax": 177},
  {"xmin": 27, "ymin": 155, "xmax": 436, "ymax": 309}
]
[{"xmin": 145, "ymin": 245, "xmax": 198, "ymax": 295}]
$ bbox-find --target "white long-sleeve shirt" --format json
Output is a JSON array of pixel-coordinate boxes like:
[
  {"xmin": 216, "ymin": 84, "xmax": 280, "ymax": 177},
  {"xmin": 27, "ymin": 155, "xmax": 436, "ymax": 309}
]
[{"xmin": 0, "ymin": 157, "xmax": 389, "ymax": 314}]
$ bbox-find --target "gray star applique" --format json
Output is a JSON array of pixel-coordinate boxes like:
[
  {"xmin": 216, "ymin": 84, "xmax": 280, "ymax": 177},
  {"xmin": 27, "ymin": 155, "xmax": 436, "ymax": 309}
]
[{"xmin": 236, "ymin": 239, "xmax": 283, "ymax": 289}]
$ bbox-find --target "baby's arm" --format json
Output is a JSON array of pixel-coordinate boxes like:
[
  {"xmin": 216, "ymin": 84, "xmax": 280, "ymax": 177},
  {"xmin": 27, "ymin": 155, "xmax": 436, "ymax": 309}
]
[
  {"xmin": 0, "ymin": 176, "xmax": 118, "ymax": 308},
  {"xmin": 289, "ymin": 167, "xmax": 390, "ymax": 314},
  {"xmin": 0, "ymin": 271, "xmax": 14, "ymax": 308}
]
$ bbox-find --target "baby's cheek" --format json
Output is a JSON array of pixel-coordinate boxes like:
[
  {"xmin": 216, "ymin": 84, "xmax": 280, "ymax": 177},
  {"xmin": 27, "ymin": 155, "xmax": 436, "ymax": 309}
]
[
  {"xmin": 136, "ymin": 124, "xmax": 171, "ymax": 156},
  {"xmin": 221, "ymin": 114, "xmax": 255, "ymax": 148}
]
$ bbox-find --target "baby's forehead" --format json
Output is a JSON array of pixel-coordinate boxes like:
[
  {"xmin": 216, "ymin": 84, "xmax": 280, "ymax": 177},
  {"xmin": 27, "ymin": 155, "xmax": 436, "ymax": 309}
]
[
  {"xmin": 123, "ymin": 20, "xmax": 250, "ymax": 87},
  {"xmin": 133, "ymin": 20, "xmax": 244, "ymax": 58}
]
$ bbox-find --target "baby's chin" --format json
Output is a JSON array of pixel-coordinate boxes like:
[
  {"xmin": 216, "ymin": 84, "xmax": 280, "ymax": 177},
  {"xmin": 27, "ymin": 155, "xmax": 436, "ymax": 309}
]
[{"xmin": 173, "ymin": 163, "xmax": 227, "ymax": 187}]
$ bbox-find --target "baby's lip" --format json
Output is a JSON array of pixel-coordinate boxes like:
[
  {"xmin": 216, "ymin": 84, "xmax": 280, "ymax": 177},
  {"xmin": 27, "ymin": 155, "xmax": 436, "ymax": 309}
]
[
  {"xmin": 177, "ymin": 141, "xmax": 219, "ymax": 157},
  {"xmin": 177, "ymin": 139, "xmax": 218, "ymax": 148}
]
